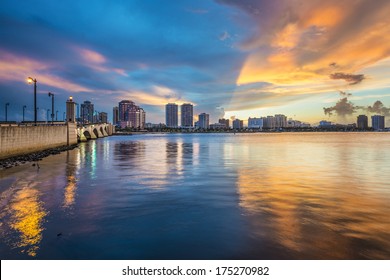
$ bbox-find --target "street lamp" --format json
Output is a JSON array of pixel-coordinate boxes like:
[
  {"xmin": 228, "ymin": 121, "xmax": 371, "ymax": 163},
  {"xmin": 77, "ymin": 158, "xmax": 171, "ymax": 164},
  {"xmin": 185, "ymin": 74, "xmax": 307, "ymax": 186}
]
[
  {"xmin": 5, "ymin": 103, "xmax": 9, "ymax": 122},
  {"xmin": 27, "ymin": 77, "xmax": 37, "ymax": 125},
  {"xmin": 22, "ymin": 105, "xmax": 26, "ymax": 122},
  {"xmin": 56, "ymin": 110, "xmax": 58, "ymax": 121},
  {"xmin": 48, "ymin": 92, "xmax": 55, "ymax": 124}
]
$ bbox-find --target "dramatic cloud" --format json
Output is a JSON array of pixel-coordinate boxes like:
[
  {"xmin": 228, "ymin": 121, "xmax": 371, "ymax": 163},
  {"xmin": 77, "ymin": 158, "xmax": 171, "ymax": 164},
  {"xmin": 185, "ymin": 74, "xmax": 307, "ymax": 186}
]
[
  {"xmin": 219, "ymin": 0, "xmax": 390, "ymax": 86},
  {"xmin": 330, "ymin": 72, "xmax": 365, "ymax": 85},
  {"xmin": 1, "ymin": 0, "xmax": 390, "ymax": 124}
]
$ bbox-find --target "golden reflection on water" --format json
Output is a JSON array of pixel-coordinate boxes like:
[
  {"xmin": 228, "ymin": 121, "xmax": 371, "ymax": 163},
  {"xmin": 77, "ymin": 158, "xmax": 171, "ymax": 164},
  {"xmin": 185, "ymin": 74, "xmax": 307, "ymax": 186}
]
[
  {"xmin": 8, "ymin": 187, "xmax": 47, "ymax": 257},
  {"xmin": 236, "ymin": 139, "xmax": 390, "ymax": 259}
]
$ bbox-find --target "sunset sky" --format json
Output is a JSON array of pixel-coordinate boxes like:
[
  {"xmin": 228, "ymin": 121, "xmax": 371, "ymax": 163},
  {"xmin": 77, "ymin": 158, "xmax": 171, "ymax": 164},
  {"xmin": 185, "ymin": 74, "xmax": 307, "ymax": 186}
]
[{"xmin": 1, "ymin": 0, "xmax": 390, "ymax": 125}]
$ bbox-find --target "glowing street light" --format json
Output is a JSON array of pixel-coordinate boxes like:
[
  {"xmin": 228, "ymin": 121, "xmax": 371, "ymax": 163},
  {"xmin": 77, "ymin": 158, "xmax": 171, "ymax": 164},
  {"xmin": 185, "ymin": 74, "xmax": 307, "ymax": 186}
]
[
  {"xmin": 27, "ymin": 77, "xmax": 37, "ymax": 125},
  {"xmin": 48, "ymin": 92, "xmax": 55, "ymax": 124}
]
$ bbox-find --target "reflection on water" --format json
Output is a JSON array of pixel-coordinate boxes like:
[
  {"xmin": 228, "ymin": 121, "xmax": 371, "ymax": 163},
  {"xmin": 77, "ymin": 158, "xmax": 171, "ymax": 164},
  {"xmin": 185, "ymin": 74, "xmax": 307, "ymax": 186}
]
[
  {"xmin": 7, "ymin": 186, "xmax": 47, "ymax": 257},
  {"xmin": 0, "ymin": 133, "xmax": 390, "ymax": 259}
]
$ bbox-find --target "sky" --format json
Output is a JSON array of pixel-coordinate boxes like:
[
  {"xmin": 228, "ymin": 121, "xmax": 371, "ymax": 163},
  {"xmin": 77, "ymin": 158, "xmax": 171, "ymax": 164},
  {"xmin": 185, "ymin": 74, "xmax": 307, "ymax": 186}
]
[{"xmin": 1, "ymin": 0, "xmax": 390, "ymax": 125}]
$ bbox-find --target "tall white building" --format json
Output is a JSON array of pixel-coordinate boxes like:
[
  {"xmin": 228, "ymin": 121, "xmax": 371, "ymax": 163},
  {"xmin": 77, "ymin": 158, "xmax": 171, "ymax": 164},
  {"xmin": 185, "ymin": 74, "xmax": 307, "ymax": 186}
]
[
  {"xmin": 166, "ymin": 103, "xmax": 178, "ymax": 128},
  {"xmin": 181, "ymin": 103, "xmax": 193, "ymax": 127}
]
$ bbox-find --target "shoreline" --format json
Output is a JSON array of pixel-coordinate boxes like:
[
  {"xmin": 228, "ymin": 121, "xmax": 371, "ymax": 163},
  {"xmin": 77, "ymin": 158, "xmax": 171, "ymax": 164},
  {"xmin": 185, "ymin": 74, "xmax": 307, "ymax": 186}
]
[{"xmin": 0, "ymin": 144, "xmax": 78, "ymax": 170}]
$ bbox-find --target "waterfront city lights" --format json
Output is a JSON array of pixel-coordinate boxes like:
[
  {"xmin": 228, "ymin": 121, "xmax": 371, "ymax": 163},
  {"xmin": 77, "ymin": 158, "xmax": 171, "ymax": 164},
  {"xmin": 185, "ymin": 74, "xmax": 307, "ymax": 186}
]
[
  {"xmin": 27, "ymin": 77, "xmax": 37, "ymax": 125},
  {"xmin": 48, "ymin": 92, "xmax": 55, "ymax": 124}
]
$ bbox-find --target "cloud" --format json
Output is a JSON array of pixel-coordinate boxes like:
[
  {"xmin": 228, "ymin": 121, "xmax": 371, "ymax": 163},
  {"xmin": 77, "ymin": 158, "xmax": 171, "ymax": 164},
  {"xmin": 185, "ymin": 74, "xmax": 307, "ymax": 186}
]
[
  {"xmin": 330, "ymin": 72, "xmax": 365, "ymax": 85},
  {"xmin": 218, "ymin": 0, "xmax": 390, "ymax": 87},
  {"xmin": 219, "ymin": 31, "xmax": 231, "ymax": 41},
  {"xmin": 339, "ymin": 91, "xmax": 352, "ymax": 97},
  {"xmin": 366, "ymin": 100, "xmax": 390, "ymax": 116},
  {"xmin": 323, "ymin": 97, "xmax": 357, "ymax": 116}
]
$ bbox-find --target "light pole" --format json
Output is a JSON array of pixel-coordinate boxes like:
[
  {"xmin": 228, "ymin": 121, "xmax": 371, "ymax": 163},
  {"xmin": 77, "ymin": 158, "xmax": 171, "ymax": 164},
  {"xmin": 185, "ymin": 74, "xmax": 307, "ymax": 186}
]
[
  {"xmin": 5, "ymin": 103, "xmax": 9, "ymax": 122},
  {"xmin": 22, "ymin": 105, "xmax": 26, "ymax": 122},
  {"xmin": 56, "ymin": 110, "xmax": 58, "ymax": 121},
  {"xmin": 27, "ymin": 77, "xmax": 37, "ymax": 125},
  {"xmin": 48, "ymin": 92, "xmax": 55, "ymax": 124}
]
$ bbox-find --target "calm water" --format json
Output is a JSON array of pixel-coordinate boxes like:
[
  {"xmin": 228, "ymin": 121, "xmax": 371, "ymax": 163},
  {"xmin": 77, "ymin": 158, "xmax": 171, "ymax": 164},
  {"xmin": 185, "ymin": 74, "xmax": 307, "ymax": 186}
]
[{"xmin": 1, "ymin": 133, "xmax": 390, "ymax": 259}]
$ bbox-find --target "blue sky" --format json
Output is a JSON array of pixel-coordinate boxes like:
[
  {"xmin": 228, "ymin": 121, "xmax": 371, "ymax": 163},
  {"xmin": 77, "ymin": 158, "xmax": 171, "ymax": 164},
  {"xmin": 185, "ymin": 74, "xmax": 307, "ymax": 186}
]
[{"xmin": 1, "ymin": 0, "xmax": 390, "ymax": 124}]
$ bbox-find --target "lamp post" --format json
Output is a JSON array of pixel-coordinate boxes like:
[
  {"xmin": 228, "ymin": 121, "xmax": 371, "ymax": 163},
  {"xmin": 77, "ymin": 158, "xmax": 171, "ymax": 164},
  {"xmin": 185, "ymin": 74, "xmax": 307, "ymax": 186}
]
[
  {"xmin": 5, "ymin": 103, "xmax": 9, "ymax": 122},
  {"xmin": 27, "ymin": 77, "xmax": 37, "ymax": 125},
  {"xmin": 22, "ymin": 105, "xmax": 26, "ymax": 122},
  {"xmin": 56, "ymin": 110, "xmax": 58, "ymax": 121},
  {"xmin": 48, "ymin": 92, "xmax": 55, "ymax": 124}
]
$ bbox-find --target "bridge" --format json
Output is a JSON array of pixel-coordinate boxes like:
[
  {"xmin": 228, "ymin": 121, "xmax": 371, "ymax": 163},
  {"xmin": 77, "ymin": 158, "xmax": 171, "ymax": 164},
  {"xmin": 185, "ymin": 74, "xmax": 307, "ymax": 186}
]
[{"xmin": 77, "ymin": 123, "xmax": 115, "ymax": 142}]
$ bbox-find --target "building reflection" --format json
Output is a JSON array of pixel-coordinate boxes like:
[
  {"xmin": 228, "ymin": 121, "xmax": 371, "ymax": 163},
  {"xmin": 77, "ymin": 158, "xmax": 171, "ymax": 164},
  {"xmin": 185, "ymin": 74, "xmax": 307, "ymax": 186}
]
[
  {"xmin": 236, "ymin": 143, "xmax": 390, "ymax": 259},
  {"xmin": 8, "ymin": 186, "xmax": 47, "ymax": 257}
]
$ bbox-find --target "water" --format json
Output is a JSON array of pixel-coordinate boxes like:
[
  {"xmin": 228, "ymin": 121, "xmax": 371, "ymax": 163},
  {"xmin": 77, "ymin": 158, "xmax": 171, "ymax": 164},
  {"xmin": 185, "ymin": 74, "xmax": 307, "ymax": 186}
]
[{"xmin": 1, "ymin": 132, "xmax": 390, "ymax": 259}]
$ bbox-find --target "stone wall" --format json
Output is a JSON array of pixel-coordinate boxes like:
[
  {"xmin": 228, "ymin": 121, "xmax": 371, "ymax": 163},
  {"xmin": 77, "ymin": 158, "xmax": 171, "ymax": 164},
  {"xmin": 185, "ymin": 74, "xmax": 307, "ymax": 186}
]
[{"xmin": 0, "ymin": 124, "xmax": 78, "ymax": 159}]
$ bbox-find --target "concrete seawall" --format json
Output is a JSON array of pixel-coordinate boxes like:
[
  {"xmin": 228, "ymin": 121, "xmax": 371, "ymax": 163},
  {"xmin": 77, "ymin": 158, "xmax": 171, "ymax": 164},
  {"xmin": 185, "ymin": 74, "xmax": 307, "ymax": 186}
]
[{"xmin": 0, "ymin": 123, "xmax": 77, "ymax": 159}]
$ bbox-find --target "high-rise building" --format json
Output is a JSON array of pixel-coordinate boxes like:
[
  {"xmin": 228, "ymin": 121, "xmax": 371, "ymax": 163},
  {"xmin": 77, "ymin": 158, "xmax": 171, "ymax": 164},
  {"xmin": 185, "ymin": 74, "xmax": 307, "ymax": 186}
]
[
  {"xmin": 198, "ymin": 113, "xmax": 209, "ymax": 129},
  {"xmin": 357, "ymin": 115, "xmax": 368, "ymax": 129},
  {"xmin": 80, "ymin": 100, "xmax": 94, "ymax": 124},
  {"xmin": 66, "ymin": 96, "xmax": 76, "ymax": 123},
  {"xmin": 181, "ymin": 103, "xmax": 193, "ymax": 127},
  {"xmin": 263, "ymin": 116, "xmax": 275, "ymax": 129},
  {"xmin": 232, "ymin": 119, "xmax": 243, "ymax": 129},
  {"xmin": 113, "ymin": 106, "xmax": 119, "ymax": 125},
  {"xmin": 274, "ymin": 114, "xmax": 287, "ymax": 128},
  {"xmin": 166, "ymin": 103, "xmax": 178, "ymax": 128},
  {"xmin": 119, "ymin": 100, "xmax": 135, "ymax": 122},
  {"xmin": 117, "ymin": 100, "xmax": 146, "ymax": 128},
  {"xmin": 99, "ymin": 112, "xmax": 108, "ymax": 123},
  {"xmin": 218, "ymin": 118, "xmax": 230, "ymax": 128},
  {"xmin": 371, "ymin": 115, "xmax": 385, "ymax": 130},
  {"xmin": 248, "ymin": 117, "xmax": 263, "ymax": 129}
]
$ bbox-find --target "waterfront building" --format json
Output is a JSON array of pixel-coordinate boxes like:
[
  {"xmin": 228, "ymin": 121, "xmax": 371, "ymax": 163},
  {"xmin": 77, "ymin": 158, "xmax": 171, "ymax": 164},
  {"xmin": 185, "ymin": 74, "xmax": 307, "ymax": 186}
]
[
  {"xmin": 198, "ymin": 113, "xmax": 209, "ymax": 129},
  {"xmin": 113, "ymin": 106, "xmax": 119, "ymax": 125},
  {"xmin": 218, "ymin": 118, "xmax": 230, "ymax": 128},
  {"xmin": 232, "ymin": 119, "xmax": 243, "ymax": 129},
  {"xmin": 263, "ymin": 116, "xmax": 275, "ymax": 129},
  {"xmin": 66, "ymin": 96, "xmax": 76, "ymax": 123},
  {"xmin": 181, "ymin": 103, "xmax": 193, "ymax": 127},
  {"xmin": 166, "ymin": 103, "xmax": 178, "ymax": 128},
  {"xmin": 210, "ymin": 123, "xmax": 226, "ymax": 129},
  {"xmin": 80, "ymin": 100, "xmax": 94, "ymax": 124},
  {"xmin": 118, "ymin": 100, "xmax": 146, "ymax": 128},
  {"xmin": 248, "ymin": 117, "xmax": 263, "ymax": 129},
  {"xmin": 118, "ymin": 100, "xmax": 134, "ymax": 122},
  {"xmin": 371, "ymin": 115, "xmax": 385, "ymax": 130},
  {"xmin": 99, "ymin": 112, "xmax": 108, "ymax": 123},
  {"xmin": 319, "ymin": 120, "xmax": 332, "ymax": 127},
  {"xmin": 274, "ymin": 114, "xmax": 287, "ymax": 128},
  {"xmin": 357, "ymin": 115, "xmax": 368, "ymax": 129}
]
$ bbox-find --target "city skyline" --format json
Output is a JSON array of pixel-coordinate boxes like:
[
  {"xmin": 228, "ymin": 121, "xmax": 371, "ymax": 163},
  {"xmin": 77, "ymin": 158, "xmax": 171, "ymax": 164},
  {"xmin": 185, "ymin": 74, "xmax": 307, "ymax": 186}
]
[{"xmin": 1, "ymin": 1, "xmax": 390, "ymax": 125}]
